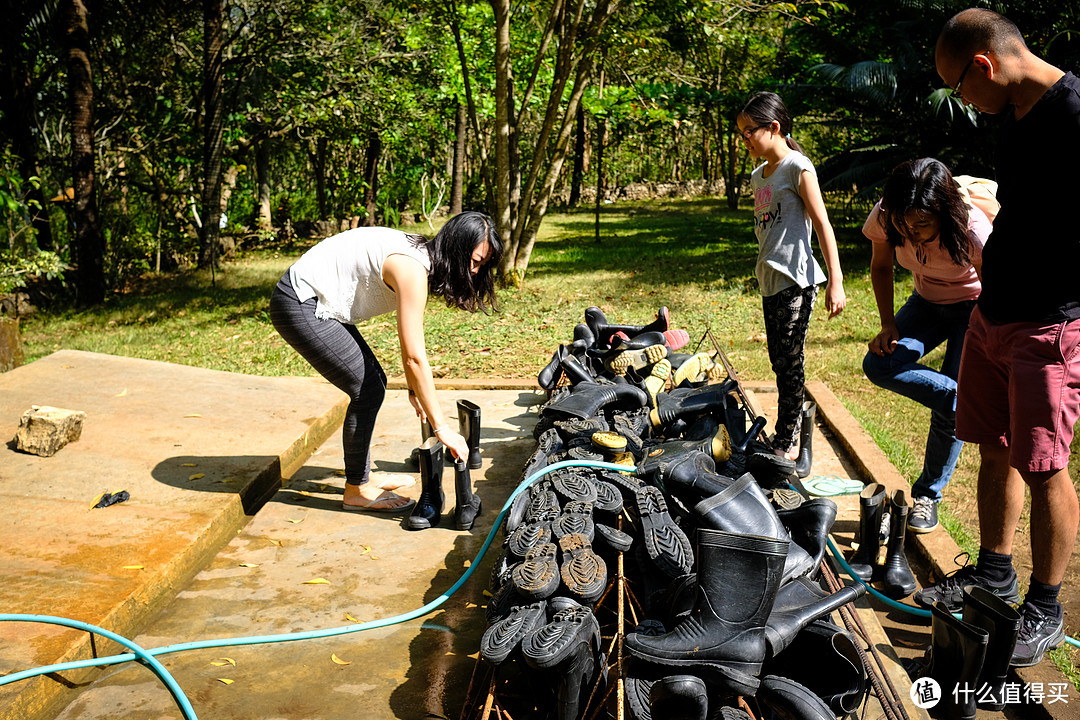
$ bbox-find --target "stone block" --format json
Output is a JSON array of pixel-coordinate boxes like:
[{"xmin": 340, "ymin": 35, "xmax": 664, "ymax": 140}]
[
  {"xmin": 0, "ymin": 316, "xmax": 24, "ymax": 372},
  {"xmin": 14, "ymin": 405, "xmax": 87, "ymax": 457}
]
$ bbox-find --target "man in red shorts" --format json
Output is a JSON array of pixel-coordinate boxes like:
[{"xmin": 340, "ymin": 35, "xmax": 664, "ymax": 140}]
[{"xmin": 916, "ymin": 8, "xmax": 1080, "ymax": 667}]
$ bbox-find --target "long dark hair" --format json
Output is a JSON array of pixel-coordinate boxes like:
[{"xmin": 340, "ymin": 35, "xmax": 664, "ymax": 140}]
[
  {"xmin": 879, "ymin": 158, "xmax": 973, "ymax": 267},
  {"xmin": 738, "ymin": 91, "xmax": 803, "ymax": 153},
  {"xmin": 411, "ymin": 211, "xmax": 503, "ymax": 313}
]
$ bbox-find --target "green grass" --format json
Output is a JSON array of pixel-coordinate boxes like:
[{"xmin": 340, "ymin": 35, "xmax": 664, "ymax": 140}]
[{"xmin": 17, "ymin": 196, "xmax": 1080, "ymax": 678}]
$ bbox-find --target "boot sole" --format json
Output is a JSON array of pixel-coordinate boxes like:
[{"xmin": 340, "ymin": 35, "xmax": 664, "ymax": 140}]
[
  {"xmin": 559, "ymin": 532, "xmax": 608, "ymax": 602},
  {"xmin": 511, "ymin": 543, "xmax": 560, "ymax": 600},
  {"xmin": 635, "ymin": 486, "xmax": 693, "ymax": 577},
  {"xmin": 608, "ymin": 344, "xmax": 669, "ymax": 374},
  {"xmin": 480, "ymin": 601, "xmax": 547, "ymax": 665}
]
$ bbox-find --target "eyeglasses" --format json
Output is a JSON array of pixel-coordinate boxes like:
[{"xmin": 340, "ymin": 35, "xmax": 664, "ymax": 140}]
[
  {"xmin": 739, "ymin": 124, "xmax": 770, "ymax": 140},
  {"xmin": 951, "ymin": 57, "xmax": 975, "ymax": 102}
]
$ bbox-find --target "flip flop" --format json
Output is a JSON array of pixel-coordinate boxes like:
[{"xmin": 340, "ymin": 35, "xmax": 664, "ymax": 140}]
[
  {"xmin": 342, "ymin": 490, "xmax": 416, "ymax": 513},
  {"xmin": 372, "ymin": 473, "xmax": 416, "ymax": 491},
  {"xmin": 801, "ymin": 475, "xmax": 864, "ymax": 497}
]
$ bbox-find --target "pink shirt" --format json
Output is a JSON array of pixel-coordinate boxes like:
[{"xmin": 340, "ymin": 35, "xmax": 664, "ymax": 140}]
[{"xmin": 862, "ymin": 201, "xmax": 991, "ymax": 304}]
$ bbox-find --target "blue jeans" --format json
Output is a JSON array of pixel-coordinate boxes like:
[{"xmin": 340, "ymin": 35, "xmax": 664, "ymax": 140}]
[{"xmin": 862, "ymin": 292, "xmax": 976, "ymax": 502}]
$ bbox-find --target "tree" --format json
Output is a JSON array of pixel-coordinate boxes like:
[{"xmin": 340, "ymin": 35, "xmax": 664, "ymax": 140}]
[
  {"xmin": 61, "ymin": 0, "xmax": 105, "ymax": 304},
  {"xmin": 490, "ymin": 0, "xmax": 620, "ymax": 285}
]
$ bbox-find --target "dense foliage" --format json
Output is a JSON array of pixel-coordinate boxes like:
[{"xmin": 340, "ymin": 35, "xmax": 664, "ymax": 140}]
[{"xmin": 0, "ymin": 0, "xmax": 1077, "ymax": 304}]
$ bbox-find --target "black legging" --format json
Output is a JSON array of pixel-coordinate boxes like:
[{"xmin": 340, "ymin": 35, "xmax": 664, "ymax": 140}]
[
  {"xmin": 269, "ymin": 274, "xmax": 386, "ymax": 487},
  {"xmin": 762, "ymin": 283, "xmax": 818, "ymax": 453}
]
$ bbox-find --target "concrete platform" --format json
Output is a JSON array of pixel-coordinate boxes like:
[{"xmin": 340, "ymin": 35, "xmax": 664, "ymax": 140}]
[{"xmin": 0, "ymin": 351, "xmax": 1075, "ymax": 719}]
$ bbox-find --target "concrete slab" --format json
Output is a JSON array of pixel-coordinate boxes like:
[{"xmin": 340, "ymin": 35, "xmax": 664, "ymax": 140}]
[
  {"xmin": 43, "ymin": 387, "xmax": 544, "ymax": 720},
  {"xmin": 0, "ymin": 350, "xmax": 348, "ymax": 720}
]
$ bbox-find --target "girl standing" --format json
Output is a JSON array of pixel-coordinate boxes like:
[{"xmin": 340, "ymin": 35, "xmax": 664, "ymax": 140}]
[
  {"xmin": 862, "ymin": 158, "xmax": 994, "ymax": 533},
  {"xmin": 270, "ymin": 212, "xmax": 502, "ymax": 513},
  {"xmin": 737, "ymin": 91, "xmax": 846, "ymax": 463}
]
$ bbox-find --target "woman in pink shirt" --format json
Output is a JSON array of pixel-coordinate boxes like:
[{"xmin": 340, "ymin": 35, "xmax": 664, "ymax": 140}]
[{"xmin": 862, "ymin": 158, "xmax": 994, "ymax": 533}]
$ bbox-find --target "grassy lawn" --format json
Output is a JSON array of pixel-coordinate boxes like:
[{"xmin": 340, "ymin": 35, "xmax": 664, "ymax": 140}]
[{"xmin": 16, "ymin": 195, "xmax": 1079, "ymax": 678}]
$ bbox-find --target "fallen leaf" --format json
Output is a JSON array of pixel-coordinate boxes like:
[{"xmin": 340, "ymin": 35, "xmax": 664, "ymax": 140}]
[
  {"xmin": 286, "ymin": 517, "xmax": 305, "ymax": 524},
  {"xmin": 219, "ymin": 477, "xmax": 237, "ymax": 484},
  {"xmin": 269, "ymin": 539, "xmax": 282, "ymax": 546},
  {"xmin": 210, "ymin": 658, "xmax": 236, "ymax": 667},
  {"xmin": 217, "ymin": 678, "xmax": 234, "ymax": 685},
  {"xmin": 188, "ymin": 473, "xmax": 205, "ymax": 481},
  {"xmin": 181, "ymin": 463, "xmax": 197, "ymax": 467},
  {"xmin": 122, "ymin": 565, "xmax": 144, "ymax": 570},
  {"xmin": 358, "ymin": 545, "xmax": 371, "ymax": 556},
  {"xmin": 238, "ymin": 563, "xmax": 258, "ymax": 568},
  {"xmin": 331, "ymin": 654, "xmax": 351, "ymax": 666},
  {"xmin": 115, "ymin": 388, "xmax": 128, "ymax": 397},
  {"xmin": 346, "ymin": 613, "xmax": 361, "ymax": 623},
  {"xmin": 303, "ymin": 578, "xmax": 330, "ymax": 585},
  {"xmin": 184, "ymin": 413, "xmax": 202, "ymax": 418}
]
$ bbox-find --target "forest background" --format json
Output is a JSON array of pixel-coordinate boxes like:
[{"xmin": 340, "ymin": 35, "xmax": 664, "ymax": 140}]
[{"xmin": 3, "ymin": 0, "xmax": 1080, "ymax": 679}]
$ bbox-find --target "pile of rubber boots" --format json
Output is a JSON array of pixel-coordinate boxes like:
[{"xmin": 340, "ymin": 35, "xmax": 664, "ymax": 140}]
[{"xmin": 475, "ymin": 307, "xmax": 869, "ymax": 720}]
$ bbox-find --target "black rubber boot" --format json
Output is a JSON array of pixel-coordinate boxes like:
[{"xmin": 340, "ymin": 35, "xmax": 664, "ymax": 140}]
[
  {"xmin": 925, "ymin": 601, "xmax": 989, "ymax": 720},
  {"xmin": 794, "ymin": 401, "xmax": 816, "ymax": 478},
  {"xmin": 407, "ymin": 419, "xmax": 433, "ymax": 467},
  {"xmin": 847, "ymin": 483, "xmax": 885, "ymax": 581},
  {"xmin": 453, "ymin": 459, "xmax": 482, "ymax": 530},
  {"xmin": 963, "ymin": 585, "xmax": 1021, "ymax": 711},
  {"xmin": 692, "ymin": 473, "xmax": 814, "ymax": 584},
  {"xmin": 457, "ymin": 398, "xmax": 483, "ymax": 469},
  {"xmin": 537, "ymin": 345, "xmax": 569, "ymax": 391},
  {"xmin": 776, "ymin": 497, "xmax": 837, "ymax": 580},
  {"xmin": 648, "ymin": 674, "xmax": 709, "ymax": 720},
  {"xmin": 623, "ymin": 528, "xmax": 788, "ymax": 696},
  {"xmin": 763, "ymin": 619, "xmax": 867, "ymax": 717},
  {"xmin": 637, "ymin": 431, "xmax": 732, "ymax": 481},
  {"xmin": 763, "ymin": 575, "xmax": 865, "ymax": 656},
  {"xmin": 585, "ymin": 305, "xmax": 669, "ymax": 349},
  {"xmin": 543, "ymin": 382, "xmax": 649, "ymax": 420},
  {"xmin": 881, "ymin": 489, "xmax": 917, "ymax": 598},
  {"xmin": 637, "ymin": 447, "xmax": 720, "ymax": 499},
  {"xmin": 406, "ymin": 437, "xmax": 444, "ymax": 530},
  {"xmin": 649, "ymin": 380, "xmax": 737, "ymax": 430}
]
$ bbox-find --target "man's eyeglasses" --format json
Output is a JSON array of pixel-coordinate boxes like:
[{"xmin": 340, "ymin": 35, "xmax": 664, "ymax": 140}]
[
  {"xmin": 740, "ymin": 124, "xmax": 769, "ymax": 140},
  {"xmin": 951, "ymin": 57, "xmax": 975, "ymax": 102}
]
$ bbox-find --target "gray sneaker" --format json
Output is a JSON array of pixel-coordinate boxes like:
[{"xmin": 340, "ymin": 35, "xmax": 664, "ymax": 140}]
[
  {"xmin": 1011, "ymin": 602, "xmax": 1066, "ymax": 667},
  {"xmin": 913, "ymin": 558, "xmax": 1021, "ymax": 613},
  {"xmin": 908, "ymin": 496, "xmax": 939, "ymax": 533}
]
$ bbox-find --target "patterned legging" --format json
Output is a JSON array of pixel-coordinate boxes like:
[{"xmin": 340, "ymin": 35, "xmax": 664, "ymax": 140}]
[
  {"xmin": 762, "ymin": 284, "xmax": 818, "ymax": 453},
  {"xmin": 269, "ymin": 274, "xmax": 386, "ymax": 487}
]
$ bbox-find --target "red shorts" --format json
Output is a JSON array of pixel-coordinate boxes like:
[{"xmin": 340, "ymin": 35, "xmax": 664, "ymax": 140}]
[{"xmin": 956, "ymin": 306, "xmax": 1080, "ymax": 473}]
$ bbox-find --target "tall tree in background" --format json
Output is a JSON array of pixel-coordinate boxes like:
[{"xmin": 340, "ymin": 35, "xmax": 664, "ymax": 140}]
[
  {"xmin": 61, "ymin": 0, "xmax": 105, "ymax": 304},
  {"xmin": 198, "ymin": 0, "xmax": 224, "ymax": 269},
  {"xmin": 490, "ymin": 0, "xmax": 620, "ymax": 285}
]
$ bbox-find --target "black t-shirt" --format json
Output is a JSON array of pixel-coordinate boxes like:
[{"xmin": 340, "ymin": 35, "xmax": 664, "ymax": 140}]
[{"xmin": 979, "ymin": 71, "xmax": 1080, "ymax": 324}]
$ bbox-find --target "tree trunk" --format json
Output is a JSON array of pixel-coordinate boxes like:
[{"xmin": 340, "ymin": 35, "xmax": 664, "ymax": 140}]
[
  {"xmin": 362, "ymin": 131, "xmax": 381, "ymax": 226},
  {"xmin": 62, "ymin": 0, "xmax": 104, "ymax": 304},
  {"xmin": 594, "ymin": 117, "xmax": 606, "ymax": 244},
  {"xmin": 446, "ymin": 0, "xmax": 492, "ymax": 214},
  {"xmin": 314, "ymin": 136, "xmax": 328, "ymax": 219},
  {"xmin": 568, "ymin": 103, "xmax": 585, "ymax": 208},
  {"xmin": 491, "ymin": 0, "xmax": 513, "ymax": 279},
  {"xmin": 198, "ymin": 0, "xmax": 224, "ymax": 269},
  {"xmin": 701, "ymin": 107, "xmax": 712, "ymax": 183},
  {"xmin": 450, "ymin": 101, "xmax": 465, "ymax": 215},
  {"xmin": 255, "ymin": 139, "xmax": 272, "ymax": 229}
]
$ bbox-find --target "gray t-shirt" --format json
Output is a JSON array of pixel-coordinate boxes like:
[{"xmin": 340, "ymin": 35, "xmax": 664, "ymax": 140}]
[{"xmin": 751, "ymin": 151, "xmax": 826, "ymax": 297}]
